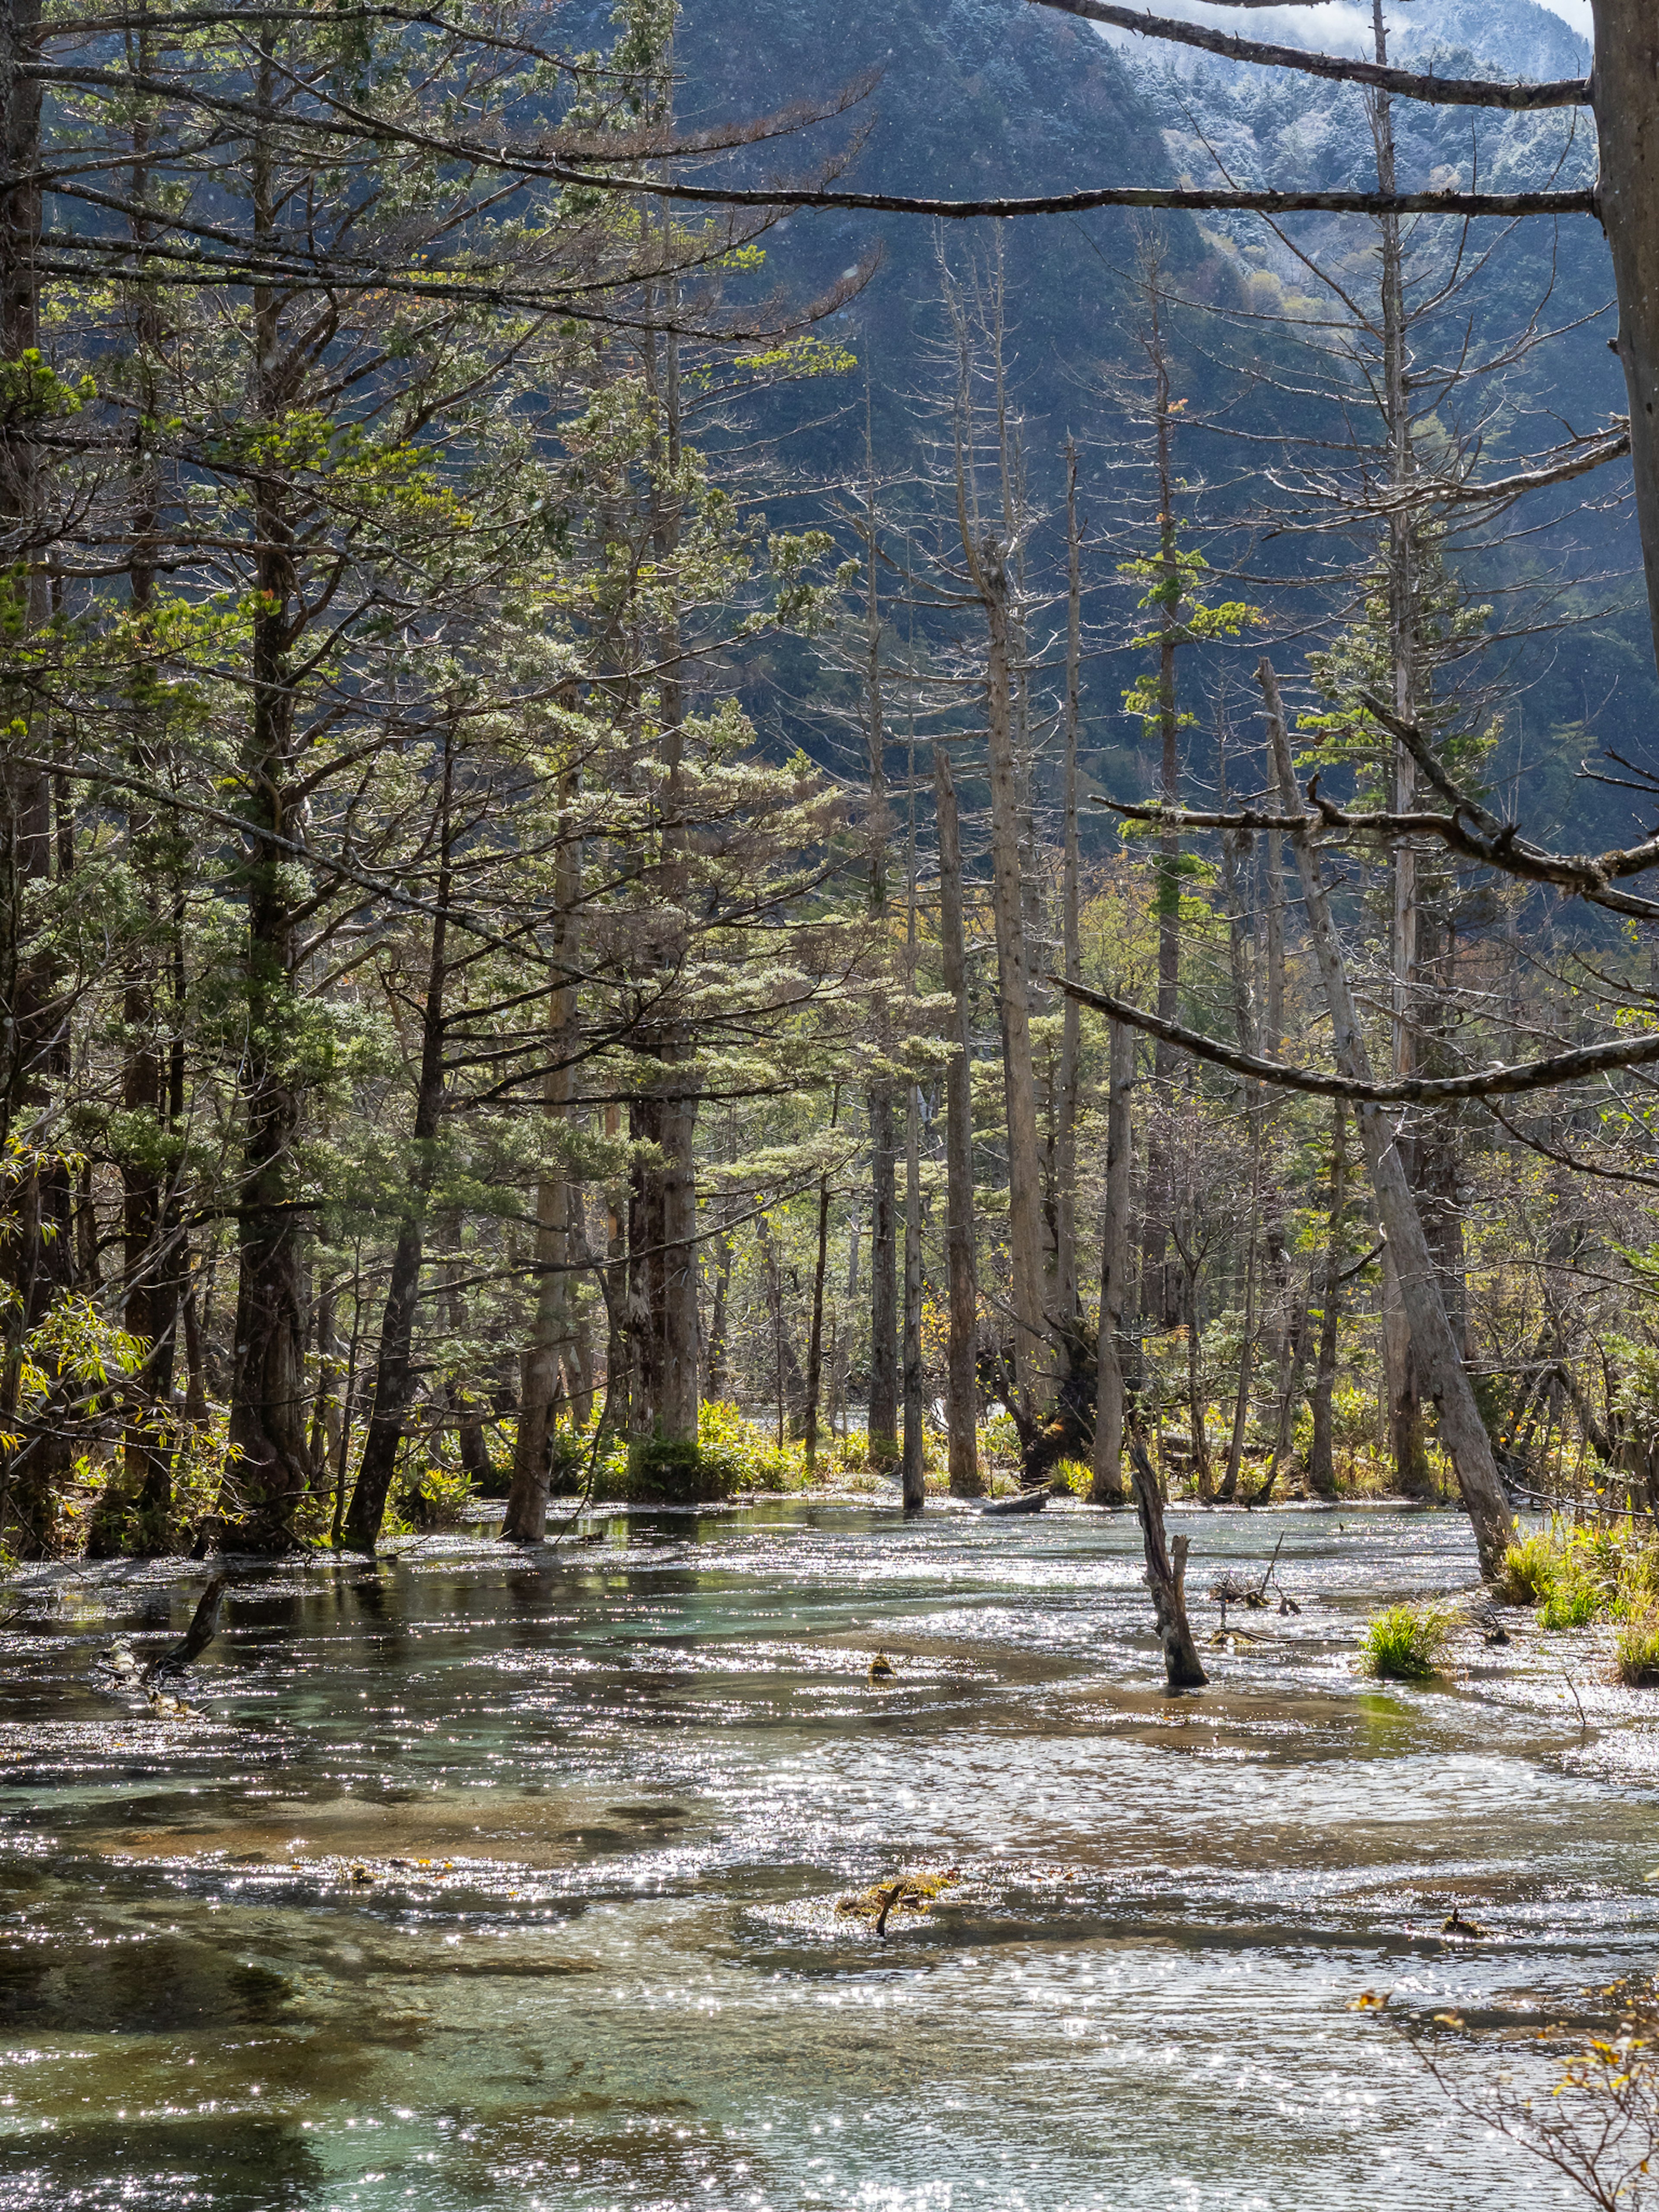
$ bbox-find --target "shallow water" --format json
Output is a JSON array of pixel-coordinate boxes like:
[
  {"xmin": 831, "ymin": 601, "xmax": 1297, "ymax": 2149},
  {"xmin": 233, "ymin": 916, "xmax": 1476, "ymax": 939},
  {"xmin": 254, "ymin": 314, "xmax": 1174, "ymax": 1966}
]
[{"xmin": 0, "ymin": 1499, "xmax": 1655, "ymax": 2211}]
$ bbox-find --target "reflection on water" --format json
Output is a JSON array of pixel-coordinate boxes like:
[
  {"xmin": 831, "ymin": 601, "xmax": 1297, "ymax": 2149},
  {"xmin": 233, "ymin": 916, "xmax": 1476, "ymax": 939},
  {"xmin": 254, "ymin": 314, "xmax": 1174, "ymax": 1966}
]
[{"xmin": 0, "ymin": 1501, "xmax": 1651, "ymax": 2208}]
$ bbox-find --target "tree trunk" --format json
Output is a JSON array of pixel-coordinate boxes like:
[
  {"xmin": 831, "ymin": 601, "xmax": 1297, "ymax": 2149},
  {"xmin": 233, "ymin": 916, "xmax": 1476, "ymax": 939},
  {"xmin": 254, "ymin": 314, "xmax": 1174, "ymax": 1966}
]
[
  {"xmin": 705, "ymin": 1198, "xmax": 735, "ymax": 1402},
  {"xmin": 902, "ymin": 1077, "xmax": 925, "ymax": 1510},
  {"xmin": 756, "ymin": 1207, "xmax": 804, "ymax": 1432},
  {"xmin": 1221, "ymin": 1219, "xmax": 1258, "ymax": 1503},
  {"xmin": 1308, "ymin": 1102, "xmax": 1348, "ymax": 1498},
  {"xmin": 1140, "ymin": 257, "xmax": 1185, "ymax": 1335},
  {"xmin": 504, "ymin": 779, "xmax": 579, "ymax": 1544},
  {"xmin": 343, "ymin": 756, "xmax": 452, "ymax": 1553},
  {"xmin": 1090, "ymin": 1018, "xmax": 1133, "ymax": 1505},
  {"xmin": 440, "ymin": 1252, "xmax": 494, "ymax": 1487},
  {"xmin": 934, "ymin": 745, "xmax": 983, "ymax": 1497},
  {"xmin": 307, "ymin": 1278, "xmax": 340, "ymax": 1481},
  {"xmin": 1248, "ymin": 1278, "xmax": 1312, "ymax": 1507},
  {"xmin": 1127, "ymin": 1423, "xmax": 1206, "ymax": 1688},
  {"xmin": 114, "ymin": 56, "xmax": 181, "ymax": 1554},
  {"xmin": 223, "ymin": 61, "xmax": 309, "ymax": 1551},
  {"xmin": 1218, "ymin": 764, "xmax": 1258, "ymax": 1508},
  {"xmin": 804, "ymin": 1093, "xmax": 838, "ymax": 1474},
  {"xmin": 867, "ymin": 1082, "xmax": 899, "ymax": 1459},
  {"xmin": 1590, "ymin": 0, "xmax": 1659, "ymax": 679},
  {"xmin": 0, "ymin": 0, "xmax": 73, "ymax": 1557},
  {"xmin": 1259, "ymin": 659, "xmax": 1514, "ymax": 1580},
  {"xmin": 1180, "ymin": 1246, "xmax": 1212, "ymax": 1499},
  {"xmin": 976, "ymin": 534, "xmax": 1049, "ymax": 1411},
  {"xmin": 1261, "ymin": 826, "xmax": 1285, "ymax": 1061},
  {"xmin": 1054, "ymin": 442, "xmax": 1084, "ymax": 1325},
  {"xmin": 862, "ymin": 405, "xmax": 898, "ymax": 1467}
]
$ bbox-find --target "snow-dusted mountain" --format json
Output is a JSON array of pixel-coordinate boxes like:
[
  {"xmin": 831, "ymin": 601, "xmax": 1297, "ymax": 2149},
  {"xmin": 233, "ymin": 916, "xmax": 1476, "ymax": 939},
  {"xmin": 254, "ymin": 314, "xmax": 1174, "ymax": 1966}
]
[{"xmin": 1118, "ymin": 0, "xmax": 1596, "ymax": 205}]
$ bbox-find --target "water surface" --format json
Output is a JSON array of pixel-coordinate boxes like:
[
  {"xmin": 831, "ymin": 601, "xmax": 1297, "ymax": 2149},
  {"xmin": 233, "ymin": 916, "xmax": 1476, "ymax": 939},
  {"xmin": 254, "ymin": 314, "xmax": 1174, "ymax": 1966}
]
[{"xmin": 0, "ymin": 1500, "xmax": 1653, "ymax": 2210}]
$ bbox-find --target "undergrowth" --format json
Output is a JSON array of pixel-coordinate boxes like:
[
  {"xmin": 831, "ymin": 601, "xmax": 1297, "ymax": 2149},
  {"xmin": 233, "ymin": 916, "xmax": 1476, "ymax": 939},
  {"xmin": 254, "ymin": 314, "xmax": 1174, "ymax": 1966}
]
[
  {"xmin": 1500, "ymin": 1516, "xmax": 1659, "ymax": 1636},
  {"xmin": 1360, "ymin": 1601, "xmax": 1450, "ymax": 1681},
  {"xmin": 1616, "ymin": 1608, "xmax": 1659, "ymax": 1687}
]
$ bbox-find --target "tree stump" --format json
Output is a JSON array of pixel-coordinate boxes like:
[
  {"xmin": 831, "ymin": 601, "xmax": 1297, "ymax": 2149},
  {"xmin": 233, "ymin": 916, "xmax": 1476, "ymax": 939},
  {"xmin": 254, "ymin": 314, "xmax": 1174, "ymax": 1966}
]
[{"xmin": 1127, "ymin": 1424, "xmax": 1208, "ymax": 1689}]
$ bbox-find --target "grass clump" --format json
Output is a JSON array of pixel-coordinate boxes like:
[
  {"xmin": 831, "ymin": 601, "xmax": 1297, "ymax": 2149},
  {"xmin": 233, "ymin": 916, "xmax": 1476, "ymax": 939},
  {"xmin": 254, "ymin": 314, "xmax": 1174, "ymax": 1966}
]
[
  {"xmin": 1500, "ymin": 1530, "xmax": 1558, "ymax": 1606},
  {"xmin": 1500, "ymin": 1516, "xmax": 1659, "ymax": 1630},
  {"xmin": 1617, "ymin": 1607, "xmax": 1659, "ymax": 1686},
  {"xmin": 1360, "ymin": 1601, "xmax": 1451, "ymax": 1681},
  {"xmin": 1540, "ymin": 1568, "xmax": 1601, "ymax": 1630}
]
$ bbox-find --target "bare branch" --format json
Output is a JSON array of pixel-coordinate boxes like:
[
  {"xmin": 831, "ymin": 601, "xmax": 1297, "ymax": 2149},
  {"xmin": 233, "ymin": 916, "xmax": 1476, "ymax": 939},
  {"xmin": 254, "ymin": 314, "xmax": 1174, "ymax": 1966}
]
[
  {"xmin": 531, "ymin": 172, "xmax": 1595, "ymax": 222},
  {"xmin": 1106, "ymin": 791, "xmax": 1659, "ymax": 921},
  {"xmin": 1055, "ymin": 978, "xmax": 1659, "ymax": 1101}
]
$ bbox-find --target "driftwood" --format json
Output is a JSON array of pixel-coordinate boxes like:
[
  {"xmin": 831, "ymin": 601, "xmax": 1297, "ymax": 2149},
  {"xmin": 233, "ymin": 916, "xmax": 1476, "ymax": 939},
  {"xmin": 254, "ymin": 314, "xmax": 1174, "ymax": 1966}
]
[
  {"xmin": 141, "ymin": 1577, "xmax": 226, "ymax": 1684},
  {"xmin": 1126, "ymin": 1426, "xmax": 1207, "ymax": 1689}
]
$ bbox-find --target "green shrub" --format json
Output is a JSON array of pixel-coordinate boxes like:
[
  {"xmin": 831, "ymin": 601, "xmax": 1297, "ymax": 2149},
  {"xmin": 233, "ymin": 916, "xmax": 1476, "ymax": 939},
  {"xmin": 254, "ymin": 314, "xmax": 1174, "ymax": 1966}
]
[
  {"xmin": 395, "ymin": 1460, "xmax": 475, "ymax": 1532},
  {"xmin": 1051, "ymin": 1457, "xmax": 1092, "ymax": 1496},
  {"xmin": 549, "ymin": 1427, "xmax": 591, "ymax": 1496},
  {"xmin": 622, "ymin": 1437, "xmax": 737, "ymax": 1505},
  {"xmin": 1360, "ymin": 1601, "xmax": 1450, "ymax": 1681},
  {"xmin": 1617, "ymin": 1607, "xmax": 1659, "ymax": 1686},
  {"xmin": 698, "ymin": 1399, "xmax": 794, "ymax": 1491},
  {"xmin": 980, "ymin": 1411, "xmax": 1021, "ymax": 1468}
]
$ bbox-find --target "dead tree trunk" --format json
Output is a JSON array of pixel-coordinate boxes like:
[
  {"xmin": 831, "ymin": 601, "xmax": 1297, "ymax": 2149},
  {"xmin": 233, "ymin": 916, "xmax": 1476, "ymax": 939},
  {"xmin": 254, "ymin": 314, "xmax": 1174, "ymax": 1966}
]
[
  {"xmin": 976, "ymin": 532, "xmax": 1049, "ymax": 1411},
  {"xmin": 868, "ymin": 1084, "xmax": 899, "ymax": 1460},
  {"xmin": 861, "ymin": 416, "xmax": 898, "ymax": 1466},
  {"xmin": 902, "ymin": 1078, "xmax": 925, "ymax": 1510},
  {"xmin": 1054, "ymin": 441, "xmax": 1084, "ymax": 1325},
  {"xmin": 1090, "ymin": 1017, "xmax": 1133, "ymax": 1505},
  {"xmin": 1221, "ymin": 1211, "xmax": 1258, "ymax": 1503},
  {"xmin": 934, "ymin": 745, "xmax": 983, "ymax": 1497},
  {"xmin": 1247, "ymin": 1277, "xmax": 1312, "ymax": 1507},
  {"xmin": 705, "ymin": 1198, "xmax": 735, "ymax": 1402},
  {"xmin": 804, "ymin": 1091, "xmax": 838, "ymax": 1474},
  {"xmin": 1259, "ymin": 659, "xmax": 1514, "ymax": 1581},
  {"xmin": 1127, "ymin": 1421, "xmax": 1207, "ymax": 1688},
  {"xmin": 1308, "ymin": 1102, "xmax": 1348, "ymax": 1498}
]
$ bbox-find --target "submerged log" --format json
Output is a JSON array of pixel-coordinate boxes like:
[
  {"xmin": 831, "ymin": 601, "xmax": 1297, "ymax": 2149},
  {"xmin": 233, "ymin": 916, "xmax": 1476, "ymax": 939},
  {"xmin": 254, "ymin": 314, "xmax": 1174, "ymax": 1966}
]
[
  {"xmin": 1127, "ymin": 1425, "xmax": 1207, "ymax": 1689},
  {"xmin": 981, "ymin": 1488, "xmax": 1049, "ymax": 1518}
]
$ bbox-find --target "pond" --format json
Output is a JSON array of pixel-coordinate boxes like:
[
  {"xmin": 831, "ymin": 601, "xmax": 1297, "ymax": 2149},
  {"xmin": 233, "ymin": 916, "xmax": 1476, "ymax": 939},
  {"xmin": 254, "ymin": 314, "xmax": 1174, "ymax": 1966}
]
[{"xmin": 0, "ymin": 1499, "xmax": 1652, "ymax": 2210}]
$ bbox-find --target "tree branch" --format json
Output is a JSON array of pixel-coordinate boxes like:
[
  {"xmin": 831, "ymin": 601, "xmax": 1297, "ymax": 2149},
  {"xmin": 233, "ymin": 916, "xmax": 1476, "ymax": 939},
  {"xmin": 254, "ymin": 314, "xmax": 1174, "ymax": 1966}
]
[
  {"xmin": 1101, "ymin": 777, "xmax": 1659, "ymax": 922},
  {"xmin": 528, "ymin": 173, "xmax": 1595, "ymax": 222},
  {"xmin": 1054, "ymin": 977, "xmax": 1659, "ymax": 1101},
  {"xmin": 1027, "ymin": 0, "xmax": 1590, "ymax": 110}
]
